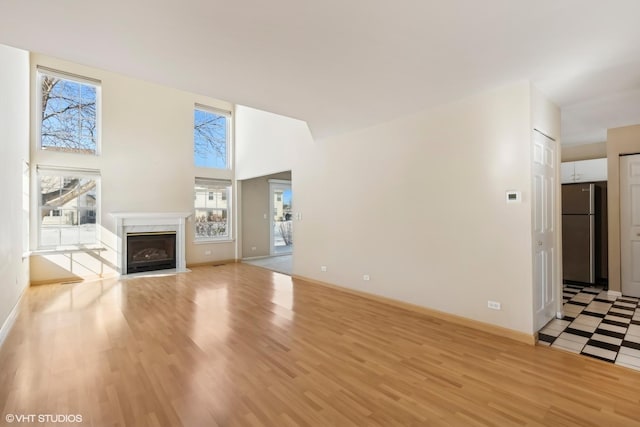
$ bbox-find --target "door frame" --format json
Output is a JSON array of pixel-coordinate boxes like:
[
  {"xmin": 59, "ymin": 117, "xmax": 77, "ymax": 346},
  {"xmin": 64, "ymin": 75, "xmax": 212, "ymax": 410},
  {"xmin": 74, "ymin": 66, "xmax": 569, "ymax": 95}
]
[{"xmin": 268, "ymin": 179, "xmax": 292, "ymax": 256}]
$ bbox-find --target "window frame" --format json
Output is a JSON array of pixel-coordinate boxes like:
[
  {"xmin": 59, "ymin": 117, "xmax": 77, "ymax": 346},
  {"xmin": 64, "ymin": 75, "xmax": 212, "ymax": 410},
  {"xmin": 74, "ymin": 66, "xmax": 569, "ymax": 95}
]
[
  {"xmin": 194, "ymin": 178, "xmax": 233, "ymax": 242},
  {"xmin": 36, "ymin": 66, "xmax": 102, "ymax": 156},
  {"xmin": 193, "ymin": 104, "xmax": 232, "ymax": 170},
  {"xmin": 36, "ymin": 165, "xmax": 101, "ymax": 250}
]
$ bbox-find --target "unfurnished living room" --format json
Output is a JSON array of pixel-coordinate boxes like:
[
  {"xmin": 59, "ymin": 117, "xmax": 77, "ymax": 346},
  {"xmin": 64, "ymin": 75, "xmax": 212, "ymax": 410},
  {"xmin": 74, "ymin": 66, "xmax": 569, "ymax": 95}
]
[{"xmin": 2, "ymin": 1, "xmax": 640, "ymax": 426}]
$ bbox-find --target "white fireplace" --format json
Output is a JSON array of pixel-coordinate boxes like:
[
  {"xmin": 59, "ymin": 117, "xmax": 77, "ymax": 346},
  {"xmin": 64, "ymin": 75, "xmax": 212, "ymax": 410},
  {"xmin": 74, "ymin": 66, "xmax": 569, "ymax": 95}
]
[{"xmin": 111, "ymin": 212, "xmax": 191, "ymax": 275}]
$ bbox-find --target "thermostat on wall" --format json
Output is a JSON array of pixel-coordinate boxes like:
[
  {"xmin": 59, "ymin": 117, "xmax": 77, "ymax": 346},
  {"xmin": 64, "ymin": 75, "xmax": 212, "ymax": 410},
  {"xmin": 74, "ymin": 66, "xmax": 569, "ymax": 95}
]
[{"xmin": 506, "ymin": 190, "xmax": 521, "ymax": 204}]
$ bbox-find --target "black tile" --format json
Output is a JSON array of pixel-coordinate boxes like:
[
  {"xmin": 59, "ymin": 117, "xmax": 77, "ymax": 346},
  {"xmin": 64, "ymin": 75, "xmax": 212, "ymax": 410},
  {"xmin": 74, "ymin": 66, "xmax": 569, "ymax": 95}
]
[
  {"xmin": 594, "ymin": 328, "xmax": 626, "ymax": 340},
  {"xmin": 594, "ymin": 298, "xmax": 616, "ymax": 303},
  {"xmin": 631, "ymin": 320, "xmax": 640, "ymax": 326},
  {"xmin": 606, "ymin": 311, "xmax": 633, "ymax": 319},
  {"xmin": 538, "ymin": 333, "xmax": 556, "ymax": 344},
  {"xmin": 567, "ymin": 301, "xmax": 589, "ymax": 307},
  {"xmin": 582, "ymin": 289, "xmax": 601, "ymax": 295},
  {"xmin": 580, "ymin": 352, "xmax": 615, "ymax": 363},
  {"xmin": 586, "ymin": 339, "xmax": 621, "ymax": 353},
  {"xmin": 601, "ymin": 319, "xmax": 630, "ymax": 328},
  {"xmin": 563, "ymin": 316, "xmax": 575, "ymax": 322},
  {"xmin": 582, "ymin": 311, "xmax": 606, "ymax": 318},
  {"xmin": 563, "ymin": 328, "xmax": 593, "ymax": 338},
  {"xmin": 621, "ymin": 340, "xmax": 640, "ymax": 351}
]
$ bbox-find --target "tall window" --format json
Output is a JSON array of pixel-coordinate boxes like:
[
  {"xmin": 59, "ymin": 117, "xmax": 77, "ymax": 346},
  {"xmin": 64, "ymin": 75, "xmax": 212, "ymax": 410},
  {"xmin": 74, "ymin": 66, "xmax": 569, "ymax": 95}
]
[
  {"xmin": 38, "ymin": 167, "xmax": 100, "ymax": 248},
  {"xmin": 194, "ymin": 105, "xmax": 230, "ymax": 169},
  {"xmin": 38, "ymin": 67, "xmax": 101, "ymax": 155},
  {"xmin": 194, "ymin": 178, "xmax": 231, "ymax": 241}
]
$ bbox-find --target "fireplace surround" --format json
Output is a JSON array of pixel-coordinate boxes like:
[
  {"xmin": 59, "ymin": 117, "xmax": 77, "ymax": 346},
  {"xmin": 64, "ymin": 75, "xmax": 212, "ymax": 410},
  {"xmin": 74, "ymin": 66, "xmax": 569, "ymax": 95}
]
[{"xmin": 112, "ymin": 212, "xmax": 191, "ymax": 275}]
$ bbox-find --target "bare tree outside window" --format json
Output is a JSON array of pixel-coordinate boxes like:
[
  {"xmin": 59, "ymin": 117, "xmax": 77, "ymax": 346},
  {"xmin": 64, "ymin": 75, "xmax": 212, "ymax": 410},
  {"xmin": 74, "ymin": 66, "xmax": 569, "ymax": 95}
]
[
  {"xmin": 40, "ymin": 73, "xmax": 98, "ymax": 154},
  {"xmin": 194, "ymin": 108, "xmax": 228, "ymax": 168}
]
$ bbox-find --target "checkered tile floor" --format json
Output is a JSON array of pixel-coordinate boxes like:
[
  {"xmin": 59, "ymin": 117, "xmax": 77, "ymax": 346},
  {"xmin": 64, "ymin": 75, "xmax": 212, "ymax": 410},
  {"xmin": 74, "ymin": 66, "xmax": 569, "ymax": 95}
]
[{"xmin": 538, "ymin": 285, "xmax": 640, "ymax": 370}]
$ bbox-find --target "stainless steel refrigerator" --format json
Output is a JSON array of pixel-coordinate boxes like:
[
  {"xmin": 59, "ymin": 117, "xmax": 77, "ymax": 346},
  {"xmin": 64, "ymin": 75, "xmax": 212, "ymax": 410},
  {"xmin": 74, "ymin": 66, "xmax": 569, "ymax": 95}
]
[{"xmin": 562, "ymin": 183, "xmax": 608, "ymax": 285}]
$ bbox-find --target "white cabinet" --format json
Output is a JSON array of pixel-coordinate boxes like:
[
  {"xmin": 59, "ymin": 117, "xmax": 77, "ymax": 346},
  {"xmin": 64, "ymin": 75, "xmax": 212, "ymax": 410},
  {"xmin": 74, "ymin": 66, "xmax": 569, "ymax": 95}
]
[{"xmin": 561, "ymin": 158, "xmax": 607, "ymax": 183}]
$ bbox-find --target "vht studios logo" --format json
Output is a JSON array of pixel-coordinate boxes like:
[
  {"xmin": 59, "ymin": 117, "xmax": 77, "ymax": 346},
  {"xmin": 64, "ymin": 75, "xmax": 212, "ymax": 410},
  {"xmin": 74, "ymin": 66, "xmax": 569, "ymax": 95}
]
[{"xmin": 5, "ymin": 413, "xmax": 83, "ymax": 423}]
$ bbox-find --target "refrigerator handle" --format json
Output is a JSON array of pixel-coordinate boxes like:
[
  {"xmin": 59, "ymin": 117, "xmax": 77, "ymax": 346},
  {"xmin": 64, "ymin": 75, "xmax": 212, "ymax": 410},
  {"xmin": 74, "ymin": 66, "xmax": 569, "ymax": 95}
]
[{"xmin": 590, "ymin": 212, "xmax": 595, "ymax": 284}]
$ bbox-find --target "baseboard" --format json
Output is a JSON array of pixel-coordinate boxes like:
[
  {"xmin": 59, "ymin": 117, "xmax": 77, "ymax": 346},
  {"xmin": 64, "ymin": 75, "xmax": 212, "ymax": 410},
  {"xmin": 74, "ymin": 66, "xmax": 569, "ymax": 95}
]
[
  {"xmin": 187, "ymin": 259, "xmax": 238, "ymax": 268},
  {"xmin": 292, "ymin": 274, "xmax": 536, "ymax": 346},
  {"xmin": 30, "ymin": 276, "xmax": 83, "ymax": 286},
  {"xmin": 0, "ymin": 289, "xmax": 26, "ymax": 349}
]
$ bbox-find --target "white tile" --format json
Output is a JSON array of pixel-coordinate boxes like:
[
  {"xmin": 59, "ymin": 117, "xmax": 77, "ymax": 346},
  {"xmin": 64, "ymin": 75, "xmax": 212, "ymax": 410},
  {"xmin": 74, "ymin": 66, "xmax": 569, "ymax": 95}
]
[
  {"xmin": 615, "ymin": 354, "xmax": 640, "ymax": 369},
  {"xmin": 619, "ymin": 346, "xmax": 640, "ymax": 358},
  {"xmin": 582, "ymin": 345, "xmax": 617, "ymax": 361},
  {"xmin": 568, "ymin": 322, "xmax": 597, "ymax": 333},
  {"xmin": 587, "ymin": 301, "xmax": 612, "ymax": 310},
  {"xmin": 552, "ymin": 338, "xmax": 585, "ymax": 353},
  {"xmin": 563, "ymin": 304, "xmax": 584, "ymax": 314},
  {"xmin": 573, "ymin": 314, "xmax": 603, "ymax": 328},
  {"xmin": 557, "ymin": 332, "xmax": 589, "ymax": 345},
  {"xmin": 540, "ymin": 326, "xmax": 562, "ymax": 337},
  {"xmin": 627, "ymin": 324, "xmax": 640, "ymax": 338},
  {"xmin": 572, "ymin": 295, "xmax": 595, "ymax": 304},
  {"xmin": 597, "ymin": 323, "xmax": 627, "ymax": 335},
  {"xmin": 604, "ymin": 315, "xmax": 632, "ymax": 324},
  {"xmin": 590, "ymin": 334, "xmax": 623, "ymax": 346}
]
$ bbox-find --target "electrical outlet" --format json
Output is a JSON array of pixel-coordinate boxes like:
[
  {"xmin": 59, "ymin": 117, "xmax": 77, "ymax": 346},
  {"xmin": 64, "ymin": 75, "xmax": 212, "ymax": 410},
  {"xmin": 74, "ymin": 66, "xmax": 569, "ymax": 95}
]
[
  {"xmin": 487, "ymin": 300, "xmax": 501, "ymax": 310},
  {"xmin": 363, "ymin": 274, "xmax": 370, "ymax": 281},
  {"xmin": 204, "ymin": 250, "xmax": 212, "ymax": 256},
  {"xmin": 251, "ymin": 246, "xmax": 257, "ymax": 251},
  {"xmin": 321, "ymin": 266, "xmax": 327, "ymax": 272}
]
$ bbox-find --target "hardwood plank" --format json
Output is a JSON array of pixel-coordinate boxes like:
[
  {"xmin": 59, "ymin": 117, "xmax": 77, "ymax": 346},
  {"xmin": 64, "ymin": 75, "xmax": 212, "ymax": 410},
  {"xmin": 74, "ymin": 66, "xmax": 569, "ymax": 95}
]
[{"xmin": 1, "ymin": 264, "xmax": 639, "ymax": 426}]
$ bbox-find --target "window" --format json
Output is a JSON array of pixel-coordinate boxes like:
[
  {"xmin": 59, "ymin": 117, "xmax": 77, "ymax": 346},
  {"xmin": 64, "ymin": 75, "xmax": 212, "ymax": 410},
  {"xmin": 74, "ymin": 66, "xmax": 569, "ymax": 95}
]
[
  {"xmin": 194, "ymin": 178, "xmax": 232, "ymax": 241},
  {"xmin": 37, "ymin": 67, "xmax": 101, "ymax": 155},
  {"xmin": 194, "ymin": 105, "xmax": 230, "ymax": 169},
  {"xmin": 38, "ymin": 167, "xmax": 100, "ymax": 248}
]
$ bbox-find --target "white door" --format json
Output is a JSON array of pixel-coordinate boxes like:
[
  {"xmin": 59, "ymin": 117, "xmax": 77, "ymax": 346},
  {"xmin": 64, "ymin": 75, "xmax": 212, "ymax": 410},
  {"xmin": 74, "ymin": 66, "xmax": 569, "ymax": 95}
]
[
  {"xmin": 533, "ymin": 131, "xmax": 557, "ymax": 331},
  {"xmin": 620, "ymin": 154, "xmax": 640, "ymax": 297}
]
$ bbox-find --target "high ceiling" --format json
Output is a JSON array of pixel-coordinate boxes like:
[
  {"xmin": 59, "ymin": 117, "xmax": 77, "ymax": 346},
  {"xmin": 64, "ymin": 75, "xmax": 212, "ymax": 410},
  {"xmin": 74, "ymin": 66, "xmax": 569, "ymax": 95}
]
[{"xmin": 1, "ymin": 0, "xmax": 640, "ymax": 143}]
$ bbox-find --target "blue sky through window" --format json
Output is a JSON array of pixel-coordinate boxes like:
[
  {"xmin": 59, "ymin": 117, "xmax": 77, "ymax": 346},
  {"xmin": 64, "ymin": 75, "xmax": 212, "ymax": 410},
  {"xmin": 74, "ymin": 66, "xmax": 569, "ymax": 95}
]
[{"xmin": 194, "ymin": 109, "xmax": 228, "ymax": 168}]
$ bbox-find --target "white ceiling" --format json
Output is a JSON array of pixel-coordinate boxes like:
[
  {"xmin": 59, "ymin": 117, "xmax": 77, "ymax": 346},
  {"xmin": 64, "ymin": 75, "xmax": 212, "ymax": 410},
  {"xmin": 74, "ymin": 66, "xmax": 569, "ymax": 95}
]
[{"xmin": 1, "ymin": 0, "xmax": 640, "ymax": 143}]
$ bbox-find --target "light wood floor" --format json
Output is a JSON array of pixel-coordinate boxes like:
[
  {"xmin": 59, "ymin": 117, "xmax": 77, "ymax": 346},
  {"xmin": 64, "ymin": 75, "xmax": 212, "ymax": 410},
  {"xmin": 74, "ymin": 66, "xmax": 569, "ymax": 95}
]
[{"xmin": 1, "ymin": 264, "xmax": 640, "ymax": 426}]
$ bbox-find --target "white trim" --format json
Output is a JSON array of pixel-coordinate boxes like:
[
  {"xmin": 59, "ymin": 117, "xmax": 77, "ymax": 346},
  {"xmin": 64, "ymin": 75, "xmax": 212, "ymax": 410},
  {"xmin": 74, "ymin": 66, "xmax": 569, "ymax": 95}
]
[
  {"xmin": 195, "ymin": 103, "xmax": 232, "ymax": 117},
  {"xmin": 0, "ymin": 292, "xmax": 24, "ymax": 349},
  {"xmin": 607, "ymin": 290, "xmax": 623, "ymax": 298},
  {"xmin": 36, "ymin": 65, "xmax": 101, "ymax": 85},
  {"xmin": 268, "ymin": 179, "xmax": 291, "ymax": 185}
]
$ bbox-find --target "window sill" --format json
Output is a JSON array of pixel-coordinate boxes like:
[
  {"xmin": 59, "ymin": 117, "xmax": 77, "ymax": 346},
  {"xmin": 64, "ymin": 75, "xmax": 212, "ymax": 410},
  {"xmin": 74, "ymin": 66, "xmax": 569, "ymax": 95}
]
[
  {"xmin": 193, "ymin": 239, "xmax": 234, "ymax": 245},
  {"xmin": 31, "ymin": 246, "xmax": 106, "ymax": 256}
]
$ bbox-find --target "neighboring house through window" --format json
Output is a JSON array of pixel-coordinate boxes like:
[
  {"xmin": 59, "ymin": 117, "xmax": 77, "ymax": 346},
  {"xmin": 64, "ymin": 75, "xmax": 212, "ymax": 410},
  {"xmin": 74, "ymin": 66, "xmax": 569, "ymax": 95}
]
[
  {"xmin": 194, "ymin": 178, "xmax": 232, "ymax": 241},
  {"xmin": 37, "ymin": 167, "xmax": 100, "ymax": 248}
]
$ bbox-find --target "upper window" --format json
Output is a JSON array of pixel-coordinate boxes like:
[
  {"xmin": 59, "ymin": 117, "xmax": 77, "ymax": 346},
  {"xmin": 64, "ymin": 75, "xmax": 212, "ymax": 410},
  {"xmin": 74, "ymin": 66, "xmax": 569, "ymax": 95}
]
[
  {"xmin": 38, "ymin": 67, "xmax": 100, "ymax": 155},
  {"xmin": 37, "ymin": 166, "xmax": 100, "ymax": 248},
  {"xmin": 194, "ymin": 105, "xmax": 230, "ymax": 169},
  {"xmin": 194, "ymin": 178, "xmax": 232, "ymax": 241}
]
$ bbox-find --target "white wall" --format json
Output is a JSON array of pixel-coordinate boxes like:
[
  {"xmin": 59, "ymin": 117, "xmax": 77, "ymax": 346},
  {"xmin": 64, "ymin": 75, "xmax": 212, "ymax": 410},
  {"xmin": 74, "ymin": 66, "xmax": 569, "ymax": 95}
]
[
  {"xmin": 29, "ymin": 53, "xmax": 236, "ymax": 282},
  {"xmin": 235, "ymin": 105, "xmax": 313, "ymax": 180},
  {"xmin": 294, "ymin": 82, "xmax": 538, "ymax": 334},
  {"xmin": 0, "ymin": 44, "xmax": 30, "ymax": 335}
]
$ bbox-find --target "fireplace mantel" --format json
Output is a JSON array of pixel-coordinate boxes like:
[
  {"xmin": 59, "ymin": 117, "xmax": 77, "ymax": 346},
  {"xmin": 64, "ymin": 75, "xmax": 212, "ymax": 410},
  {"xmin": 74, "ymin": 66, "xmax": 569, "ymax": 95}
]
[{"xmin": 111, "ymin": 212, "xmax": 191, "ymax": 275}]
